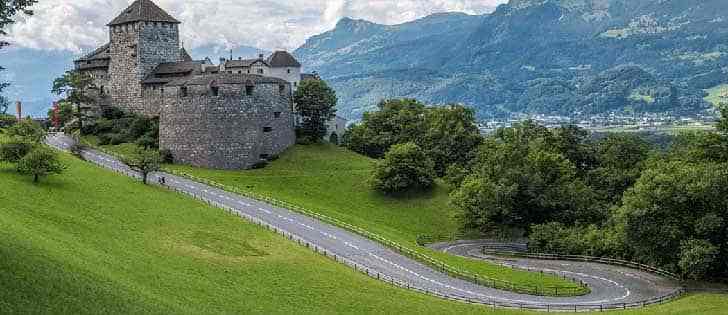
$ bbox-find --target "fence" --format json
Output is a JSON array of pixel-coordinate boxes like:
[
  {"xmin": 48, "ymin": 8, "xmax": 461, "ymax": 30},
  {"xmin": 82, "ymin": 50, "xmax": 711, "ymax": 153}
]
[
  {"xmin": 165, "ymin": 168, "xmax": 590, "ymax": 297},
  {"xmin": 481, "ymin": 250, "xmax": 682, "ymax": 281},
  {"xmin": 47, "ymin": 137, "xmax": 692, "ymax": 310},
  {"xmin": 68, "ymin": 141, "xmax": 590, "ymax": 297},
  {"xmin": 165, "ymin": 183, "xmax": 687, "ymax": 312}
]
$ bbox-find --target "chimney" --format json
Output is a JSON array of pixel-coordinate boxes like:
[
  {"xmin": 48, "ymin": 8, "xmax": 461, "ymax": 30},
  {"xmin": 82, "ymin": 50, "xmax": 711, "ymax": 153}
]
[{"xmin": 15, "ymin": 101, "xmax": 21, "ymax": 121}]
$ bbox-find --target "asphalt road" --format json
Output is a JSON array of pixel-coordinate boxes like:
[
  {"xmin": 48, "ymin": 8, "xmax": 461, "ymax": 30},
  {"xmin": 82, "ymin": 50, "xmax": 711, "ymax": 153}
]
[
  {"xmin": 45, "ymin": 134, "xmax": 682, "ymax": 310},
  {"xmin": 429, "ymin": 241, "xmax": 680, "ymax": 307}
]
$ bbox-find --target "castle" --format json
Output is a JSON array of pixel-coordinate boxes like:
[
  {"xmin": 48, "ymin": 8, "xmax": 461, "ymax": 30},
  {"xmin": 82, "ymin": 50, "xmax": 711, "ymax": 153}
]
[{"xmin": 74, "ymin": 0, "xmax": 344, "ymax": 170}]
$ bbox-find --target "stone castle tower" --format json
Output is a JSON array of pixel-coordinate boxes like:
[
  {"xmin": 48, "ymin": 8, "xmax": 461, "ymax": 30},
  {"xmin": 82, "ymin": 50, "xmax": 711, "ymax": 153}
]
[
  {"xmin": 72, "ymin": 0, "xmax": 346, "ymax": 170},
  {"xmin": 107, "ymin": 0, "xmax": 181, "ymax": 114}
]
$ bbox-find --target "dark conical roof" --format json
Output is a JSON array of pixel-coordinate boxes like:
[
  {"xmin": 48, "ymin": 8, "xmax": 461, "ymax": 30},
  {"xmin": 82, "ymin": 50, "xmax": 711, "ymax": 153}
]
[
  {"xmin": 108, "ymin": 0, "xmax": 180, "ymax": 26},
  {"xmin": 180, "ymin": 47, "xmax": 192, "ymax": 62},
  {"xmin": 267, "ymin": 51, "xmax": 301, "ymax": 68}
]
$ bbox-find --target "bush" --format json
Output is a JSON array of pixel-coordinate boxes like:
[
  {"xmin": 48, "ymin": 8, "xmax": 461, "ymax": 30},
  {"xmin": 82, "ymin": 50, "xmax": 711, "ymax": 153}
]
[
  {"xmin": 159, "ymin": 149, "xmax": 174, "ymax": 164},
  {"xmin": 370, "ymin": 142, "xmax": 435, "ymax": 194},
  {"xmin": 108, "ymin": 133, "xmax": 128, "ymax": 145},
  {"xmin": 0, "ymin": 141, "xmax": 34, "ymax": 163},
  {"xmin": 251, "ymin": 160, "xmax": 269, "ymax": 169},
  {"xmin": 6, "ymin": 119, "xmax": 46, "ymax": 143},
  {"xmin": 0, "ymin": 114, "xmax": 16, "ymax": 128},
  {"xmin": 679, "ymin": 239, "xmax": 719, "ymax": 280}
]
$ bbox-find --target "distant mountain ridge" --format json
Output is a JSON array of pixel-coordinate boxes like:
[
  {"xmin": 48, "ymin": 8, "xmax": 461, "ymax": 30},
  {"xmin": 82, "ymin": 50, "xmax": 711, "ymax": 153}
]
[{"xmin": 294, "ymin": 0, "xmax": 728, "ymax": 119}]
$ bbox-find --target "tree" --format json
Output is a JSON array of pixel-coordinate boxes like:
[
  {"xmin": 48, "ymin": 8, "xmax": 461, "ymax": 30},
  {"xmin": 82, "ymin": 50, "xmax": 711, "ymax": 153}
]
[
  {"xmin": 370, "ymin": 142, "xmax": 435, "ymax": 194},
  {"xmin": 344, "ymin": 99, "xmax": 427, "ymax": 158},
  {"xmin": 6, "ymin": 118, "xmax": 45, "ymax": 143},
  {"xmin": 618, "ymin": 160, "xmax": 728, "ymax": 276},
  {"xmin": 451, "ymin": 122, "xmax": 603, "ymax": 235},
  {"xmin": 123, "ymin": 149, "xmax": 161, "ymax": 185},
  {"xmin": 1, "ymin": 0, "xmax": 37, "ymax": 114},
  {"xmin": 17, "ymin": 148, "xmax": 65, "ymax": 183},
  {"xmin": 46, "ymin": 101, "xmax": 75, "ymax": 128},
  {"xmin": 52, "ymin": 71, "xmax": 97, "ymax": 134},
  {"xmin": 0, "ymin": 140, "xmax": 33, "ymax": 163},
  {"xmin": 587, "ymin": 134, "xmax": 651, "ymax": 203},
  {"xmin": 678, "ymin": 239, "xmax": 719, "ymax": 280},
  {"xmin": 422, "ymin": 105, "xmax": 482, "ymax": 177},
  {"xmin": 718, "ymin": 104, "xmax": 728, "ymax": 134},
  {"xmin": 293, "ymin": 79, "xmax": 337, "ymax": 143}
]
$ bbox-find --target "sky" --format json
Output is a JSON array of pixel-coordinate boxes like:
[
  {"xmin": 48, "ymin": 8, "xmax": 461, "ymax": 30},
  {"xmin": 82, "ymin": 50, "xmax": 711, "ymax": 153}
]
[{"xmin": 3, "ymin": 0, "xmax": 505, "ymax": 54}]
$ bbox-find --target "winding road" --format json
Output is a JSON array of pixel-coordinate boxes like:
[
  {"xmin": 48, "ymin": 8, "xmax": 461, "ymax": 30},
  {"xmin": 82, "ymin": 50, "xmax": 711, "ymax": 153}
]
[{"xmin": 46, "ymin": 134, "xmax": 682, "ymax": 311}]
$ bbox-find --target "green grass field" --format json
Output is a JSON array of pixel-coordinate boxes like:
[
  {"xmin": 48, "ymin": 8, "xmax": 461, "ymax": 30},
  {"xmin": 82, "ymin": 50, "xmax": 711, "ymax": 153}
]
[
  {"xmin": 1, "ymin": 133, "xmax": 726, "ymax": 314},
  {"xmin": 704, "ymin": 84, "xmax": 728, "ymax": 106},
  {"xmin": 164, "ymin": 143, "xmax": 588, "ymax": 293}
]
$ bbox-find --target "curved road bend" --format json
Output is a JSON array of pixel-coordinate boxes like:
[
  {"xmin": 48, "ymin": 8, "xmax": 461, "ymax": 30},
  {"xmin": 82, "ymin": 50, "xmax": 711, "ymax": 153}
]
[
  {"xmin": 46, "ymin": 134, "xmax": 681, "ymax": 310},
  {"xmin": 429, "ymin": 241, "xmax": 680, "ymax": 306}
]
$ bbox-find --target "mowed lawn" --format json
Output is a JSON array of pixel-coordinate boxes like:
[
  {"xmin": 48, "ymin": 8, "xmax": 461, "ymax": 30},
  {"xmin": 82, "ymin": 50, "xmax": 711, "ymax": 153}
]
[
  {"xmin": 0, "ymin": 145, "xmax": 495, "ymax": 314},
  {"xmin": 165, "ymin": 144, "xmax": 582, "ymax": 292},
  {"xmin": 0, "ymin": 135, "xmax": 725, "ymax": 314}
]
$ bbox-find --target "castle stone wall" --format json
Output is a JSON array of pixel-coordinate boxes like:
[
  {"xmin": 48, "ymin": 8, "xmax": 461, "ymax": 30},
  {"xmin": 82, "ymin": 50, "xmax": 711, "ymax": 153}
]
[
  {"xmin": 108, "ymin": 22, "xmax": 179, "ymax": 117},
  {"xmin": 159, "ymin": 82, "xmax": 295, "ymax": 170}
]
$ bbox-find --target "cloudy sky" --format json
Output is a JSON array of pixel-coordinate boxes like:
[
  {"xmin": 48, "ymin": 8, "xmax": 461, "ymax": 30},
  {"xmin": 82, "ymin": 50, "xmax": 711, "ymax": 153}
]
[{"xmin": 4, "ymin": 0, "xmax": 506, "ymax": 54}]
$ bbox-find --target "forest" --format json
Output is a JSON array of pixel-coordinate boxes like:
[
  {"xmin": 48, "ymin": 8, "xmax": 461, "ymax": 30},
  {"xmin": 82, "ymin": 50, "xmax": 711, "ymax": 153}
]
[{"xmin": 344, "ymin": 99, "xmax": 728, "ymax": 281}]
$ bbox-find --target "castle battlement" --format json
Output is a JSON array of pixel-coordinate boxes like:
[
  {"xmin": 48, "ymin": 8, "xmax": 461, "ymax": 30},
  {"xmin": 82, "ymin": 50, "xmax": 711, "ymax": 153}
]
[{"xmin": 71, "ymin": 0, "xmax": 308, "ymax": 170}]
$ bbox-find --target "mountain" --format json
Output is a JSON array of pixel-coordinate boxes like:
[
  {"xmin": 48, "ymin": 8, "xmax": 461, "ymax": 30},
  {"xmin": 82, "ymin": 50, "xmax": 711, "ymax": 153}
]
[{"xmin": 295, "ymin": 0, "xmax": 728, "ymax": 119}]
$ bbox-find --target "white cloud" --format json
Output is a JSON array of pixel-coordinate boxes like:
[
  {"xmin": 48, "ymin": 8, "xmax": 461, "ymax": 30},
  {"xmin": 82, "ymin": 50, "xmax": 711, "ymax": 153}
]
[{"xmin": 2, "ymin": 0, "xmax": 505, "ymax": 54}]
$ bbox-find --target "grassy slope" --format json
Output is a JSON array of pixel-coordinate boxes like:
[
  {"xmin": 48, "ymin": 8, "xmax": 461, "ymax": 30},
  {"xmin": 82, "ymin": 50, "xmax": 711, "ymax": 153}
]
[
  {"xmin": 0, "ymin": 144, "xmax": 494, "ymax": 314},
  {"xmin": 0, "ymin": 134, "xmax": 725, "ymax": 314},
  {"xmin": 165, "ymin": 144, "xmax": 584, "ymax": 292},
  {"xmin": 704, "ymin": 84, "xmax": 728, "ymax": 106}
]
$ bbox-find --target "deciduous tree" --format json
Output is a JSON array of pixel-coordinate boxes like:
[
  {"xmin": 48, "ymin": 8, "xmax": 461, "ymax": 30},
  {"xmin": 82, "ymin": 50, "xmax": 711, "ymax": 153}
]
[
  {"xmin": 370, "ymin": 142, "xmax": 435, "ymax": 194},
  {"xmin": 344, "ymin": 99, "xmax": 427, "ymax": 158},
  {"xmin": 124, "ymin": 149, "xmax": 161, "ymax": 185},
  {"xmin": 6, "ymin": 118, "xmax": 45, "ymax": 143},
  {"xmin": 422, "ymin": 105, "xmax": 481, "ymax": 176},
  {"xmin": 17, "ymin": 147, "xmax": 65, "ymax": 183},
  {"xmin": 294, "ymin": 79, "xmax": 337, "ymax": 143}
]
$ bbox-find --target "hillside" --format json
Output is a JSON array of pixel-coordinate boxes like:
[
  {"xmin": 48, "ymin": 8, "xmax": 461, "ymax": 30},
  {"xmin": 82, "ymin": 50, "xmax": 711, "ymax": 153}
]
[
  {"xmin": 294, "ymin": 0, "xmax": 728, "ymax": 119},
  {"xmin": 0, "ymin": 138, "xmax": 497, "ymax": 314}
]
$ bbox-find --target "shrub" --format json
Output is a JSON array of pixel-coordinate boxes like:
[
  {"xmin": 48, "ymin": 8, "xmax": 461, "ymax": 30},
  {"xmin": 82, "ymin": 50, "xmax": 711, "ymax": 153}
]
[
  {"xmin": 159, "ymin": 149, "xmax": 174, "ymax": 164},
  {"xmin": 6, "ymin": 119, "xmax": 46, "ymax": 143},
  {"xmin": 0, "ymin": 114, "xmax": 16, "ymax": 128},
  {"xmin": 108, "ymin": 133, "xmax": 128, "ymax": 145},
  {"xmin": 370, "ymin": 142, "xmax": 435, "ymax": 194},
  {"xmin": 251, "ymin": 160, "xmax": 269, "ymax": 169},
  {"xmin": 0, "ymin": 141, "xmax": 34, "ymax": 163}
]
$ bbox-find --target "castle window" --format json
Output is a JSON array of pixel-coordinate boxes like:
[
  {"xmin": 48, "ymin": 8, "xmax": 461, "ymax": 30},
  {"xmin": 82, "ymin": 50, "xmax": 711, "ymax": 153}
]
[
  {"xmin": 257, "ymin": 69, "xmax": 264, "ymax": 74},
  {"xmin": 274, "ymin": 112, "xmax": 281, "ymax": 118},
  {"xmin": 100, "ymin": 86, "xmax": 105, "ymax": 95},
  {"xmin": 247, "ymin": 70, "xmax": 250, "ymax": 74},
  {"xmin": 287, "ymin": 69, "xmax": 291, "ymax": 74},
  {"xmin": 279, "ymin": 84, "xmax": 285, "ymax": 93},
  {"xmin": 211, "ymin": 86, "xmax": 219, "ymax": 96},
  {"xmin": 180, "ymin": 86, "xmax": 188, "ymax": 97},
  {"xmin": 245, "ymin": 85, "xmax": 254, "ymax": 96},
  {"xmin": 263, "ymin": 127, "xmax": 273, "ymax": 133}
]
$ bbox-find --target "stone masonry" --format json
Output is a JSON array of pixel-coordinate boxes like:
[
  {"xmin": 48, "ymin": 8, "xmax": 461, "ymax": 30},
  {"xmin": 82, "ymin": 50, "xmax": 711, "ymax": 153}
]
[{"xmin": 73, "ymin": 0, "xmax": 302, "ymax": 170}]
